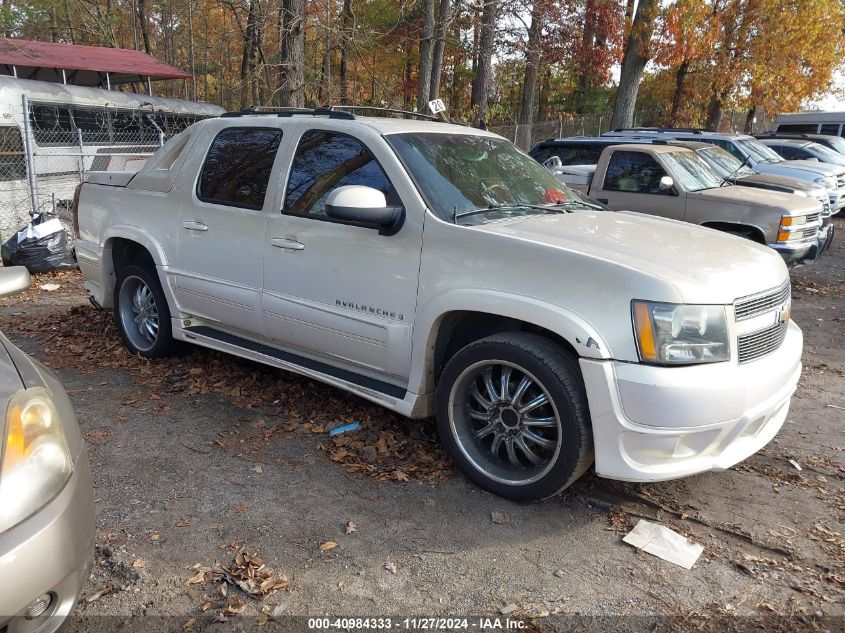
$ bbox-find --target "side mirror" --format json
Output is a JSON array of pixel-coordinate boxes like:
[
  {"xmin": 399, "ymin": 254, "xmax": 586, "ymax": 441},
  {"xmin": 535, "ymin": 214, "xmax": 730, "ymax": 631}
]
[
  {"xmin": 325, "ymin": 185, "xmax": 404, "ymax": 236},
  {"xmin": 543, "ymin": 156, "xmax": 563, "ymax": 170},
  {"xmin": 659, "ymin": 175, "xmax": 675, "ymax": 193},
  {"xmin": 0, "ymin": 266, "xmax": 31, "ymax": 298}
]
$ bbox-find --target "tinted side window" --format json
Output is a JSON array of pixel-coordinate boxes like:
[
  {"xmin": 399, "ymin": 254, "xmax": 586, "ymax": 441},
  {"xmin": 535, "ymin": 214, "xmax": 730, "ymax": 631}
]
[
  {"xmin": 284, "ymin": 130, "xmax": 395, "ymax": 217},
  {"xmin": 198, "ymin": 127, "xmax": 282, "ymax": 209},
  {"xmin": 820, "ymin": 123, "xmax": 840, "ymax": 136},
  {"xmin": 603, "ymin": 151, "xmax": 667, "ymax": 194},
  {"xmin": 529, "ymin": 144, "xmax": 555, "ymax": 163},
  {"xmin": 714, "ymin": 140, "xmax": 745, "ymax": 160},
  {"xmin": 774, "ymin": 145, "xmax": 804, "ymax": 160},
  {"xmin": 776, "ymin": 124, "xmax": 818, "ymax": 134}
]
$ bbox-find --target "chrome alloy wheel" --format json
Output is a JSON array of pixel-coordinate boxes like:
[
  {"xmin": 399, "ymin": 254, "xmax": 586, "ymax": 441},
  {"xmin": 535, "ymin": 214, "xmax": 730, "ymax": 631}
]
[
  {"xmin": 447, "ymin": 360, "xmax": 563, "ymax": 485},
  {"xmin": 118, "ymin": 275, "xmax": 159, "ymax": 351}
]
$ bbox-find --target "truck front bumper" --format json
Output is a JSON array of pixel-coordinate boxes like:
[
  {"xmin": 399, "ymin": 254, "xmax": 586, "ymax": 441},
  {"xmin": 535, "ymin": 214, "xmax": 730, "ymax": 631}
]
[
  {"xmin": 770, "ymin": 221, "xmax": 834, "ymax": 265},
  {"xmin": 580, "ymin": 320, "xmax": 802, "ymax": 482}
]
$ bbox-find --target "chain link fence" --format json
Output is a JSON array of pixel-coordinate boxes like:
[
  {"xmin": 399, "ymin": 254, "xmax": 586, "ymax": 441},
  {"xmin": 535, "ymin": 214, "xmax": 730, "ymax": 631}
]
[
  {"xmin": 0, "ymin": 97, "xmax": 200, "ymax": 246},
  {"xmin": 492, "ymin": 109, "xmax": 776, "ymax": 151}
]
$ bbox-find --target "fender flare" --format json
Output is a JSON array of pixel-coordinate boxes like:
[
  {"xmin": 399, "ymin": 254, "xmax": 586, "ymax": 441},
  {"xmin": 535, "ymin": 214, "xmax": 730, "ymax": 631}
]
[
  {"xmin": 408, "ymin": 288, "xmax": 611, "ymax": 397},
  {"xmin": 99, "ymin": 225, "xmax": 172, "ymax": 308}
]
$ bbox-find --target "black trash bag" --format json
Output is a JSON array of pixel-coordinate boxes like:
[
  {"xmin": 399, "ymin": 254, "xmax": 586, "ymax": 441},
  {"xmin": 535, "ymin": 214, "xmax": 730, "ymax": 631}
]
[{"xmin": 1, "ymin": 212, "xmax": 77, "ymax": 274}]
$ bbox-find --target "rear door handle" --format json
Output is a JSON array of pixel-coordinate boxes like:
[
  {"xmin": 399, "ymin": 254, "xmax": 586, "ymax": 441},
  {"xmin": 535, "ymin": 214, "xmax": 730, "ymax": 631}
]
[
  {"xmin": 271, "ymin": 237, "xmax": 305, "ymax": 251},
  {"xmin": 183, "ymin": 221, "xmax": 208, "ymax": 232}
]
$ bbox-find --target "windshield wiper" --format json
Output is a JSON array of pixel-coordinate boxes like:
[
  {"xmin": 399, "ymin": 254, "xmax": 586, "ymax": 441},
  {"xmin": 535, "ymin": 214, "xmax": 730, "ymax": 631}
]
[
  {"xmin": 721, "ymin": 155, "xmax": 750, "ymax": 186},
  {"xmin": 454, "ymin": 202, "xmax": 584, "ymax": 222}
]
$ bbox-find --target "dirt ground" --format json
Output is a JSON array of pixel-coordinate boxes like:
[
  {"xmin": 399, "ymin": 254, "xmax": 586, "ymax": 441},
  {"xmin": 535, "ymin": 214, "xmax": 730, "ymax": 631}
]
[{"xmin": 1, "ymin": 219, "xmax": 843, "ymax": 633}]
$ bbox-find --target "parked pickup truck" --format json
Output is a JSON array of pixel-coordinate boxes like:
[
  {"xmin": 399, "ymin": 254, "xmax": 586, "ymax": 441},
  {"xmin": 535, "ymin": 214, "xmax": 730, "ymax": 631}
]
[
  {"xmin": 74, "ymin": 109, "xmax": 802, "ymax": 500},
  {"xmin": 547, "ymin": 143, "xmax": 827, "ymax": 265}
]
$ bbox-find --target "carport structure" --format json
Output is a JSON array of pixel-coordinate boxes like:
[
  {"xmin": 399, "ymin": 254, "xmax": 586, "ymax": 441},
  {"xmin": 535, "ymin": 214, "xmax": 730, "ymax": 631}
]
[{"xmin": 0, "ymin": 38, "xmax": 191, "ymax": 95}]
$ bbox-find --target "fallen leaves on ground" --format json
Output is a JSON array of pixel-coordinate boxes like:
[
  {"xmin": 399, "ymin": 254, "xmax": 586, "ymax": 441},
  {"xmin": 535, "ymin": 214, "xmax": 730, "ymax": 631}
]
[
  {"xmin": 0, "ymin": 297, "xmax": 451, "ymax": 484},
  {"xmin": 0, "ymin": 269, "xmax": 84, "ymax": 306},
  {"xmin": 383, "ymin": 561, "xmax": 397, "ymax": 574},
  {"xmin": 319, "ymin": 541, "xmax": 338, "ymax": 552},
  {"xmin": 186, "ymin": 548, "xmax": 291, "ymax": 604},
  {"xmin": 345, "ymin": 520, "xmax": 357, "ymax": 534}
]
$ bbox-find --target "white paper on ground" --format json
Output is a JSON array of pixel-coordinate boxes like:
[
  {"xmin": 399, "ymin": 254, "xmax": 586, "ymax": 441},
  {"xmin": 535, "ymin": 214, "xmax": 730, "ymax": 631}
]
[
  {"xmin": 622, "ymin": 519, "xmax": 704, "ymax": 570},
  {"xmin": 40, "ymin": 283, "xmax": 60, "ymax": 291}
]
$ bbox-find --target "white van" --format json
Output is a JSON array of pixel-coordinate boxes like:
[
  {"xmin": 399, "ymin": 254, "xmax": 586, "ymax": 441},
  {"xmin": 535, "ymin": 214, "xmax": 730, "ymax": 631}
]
[{"xmin": 774, "ymin": 112, "xmax": 845, "ymax": 137}]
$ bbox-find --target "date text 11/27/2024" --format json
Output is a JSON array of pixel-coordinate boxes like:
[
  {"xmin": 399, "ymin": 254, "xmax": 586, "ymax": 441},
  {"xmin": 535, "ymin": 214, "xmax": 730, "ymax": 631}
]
[{"xmin": 307, "ymin": 617, "xmax": 528, "ymax": 630}]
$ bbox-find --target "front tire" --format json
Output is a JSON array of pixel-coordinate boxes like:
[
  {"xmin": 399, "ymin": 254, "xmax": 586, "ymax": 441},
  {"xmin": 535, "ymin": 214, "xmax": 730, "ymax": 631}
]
[
  {"xmin": 436, "ymin": 332, "xmax": 594, "ymax": 501},
  {"xmin": 114, "ymin": 263, "xmax": 177, "ymax": 358}
]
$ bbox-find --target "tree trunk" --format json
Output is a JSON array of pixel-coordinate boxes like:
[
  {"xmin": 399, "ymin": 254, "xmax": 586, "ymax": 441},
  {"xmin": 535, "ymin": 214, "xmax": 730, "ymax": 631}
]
[
  {"xmin": 403, "ymin": 40, "xmax": 413, "ymax": 109},
  {"xmin": 610, "ymin": 0, "xmax": 657, "ymax": 130},
  {"xmin": 417, "ymin": 0, "xmax": 436, "ymax": 111},
  {"xmin": 188, "ymin": 0, "xmax": 196, "ymax": 101},
  {"xmin": 136, "ymin": 0, "xmax": 151, "ymax": 55},
  {"xmin": 706, "ymin": 92, "xmax": 724, "ymax": 130},
  {"xmin": 428, "ymin": 0, "xmax": 452, "ymax": 102},
  {"xmin": 669, "ymin": 59, "xmax": 688, "ymax": 125},
  {"xmin": 240, "ymin": 0, "xmax": 258, "ymax": 108},
  {"xmin": 279, "ymin": 0, "xmax": 306, "ymax": 107},
  {"xmin": 515, "ymin": 0, "xmax": 543, "ymax": 150},
  {"xmin": 470, "ymin": 0, "xmax": 496, "ymax": 125},
  {"xmin": 339, "ymin": 0, "xmax": 353, "ymax": 104},
  {"xmin": 743, "ymin": 106, "xmax": 757, "ymax": 134}
]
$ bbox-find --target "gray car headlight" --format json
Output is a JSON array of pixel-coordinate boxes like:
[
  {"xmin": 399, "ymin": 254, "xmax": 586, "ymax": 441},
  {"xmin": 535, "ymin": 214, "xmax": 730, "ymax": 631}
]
[
  {"xmin": 0, "ymin": 388, "xmax": 72, "ymax": 533},
  {"xmin": 632, "ymin": 301, "xmax": 730, "ymax": 365}
]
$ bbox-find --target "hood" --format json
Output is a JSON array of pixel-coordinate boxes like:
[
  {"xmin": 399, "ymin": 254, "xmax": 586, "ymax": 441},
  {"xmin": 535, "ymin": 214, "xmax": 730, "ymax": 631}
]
[
  {"xmin": 691, "ymin": 185, "xmax": 822, "ymax": 214},
  {"xmin": 784, "ymin": 159, "xmax": 845, "ymax": 177},
  {"xmin": 735, "ymin": 172, "xmax": 817, "ymax": 193},
  {"xmin": 471, "ymin": 210, "xmax": 787, "ymax": 304}
]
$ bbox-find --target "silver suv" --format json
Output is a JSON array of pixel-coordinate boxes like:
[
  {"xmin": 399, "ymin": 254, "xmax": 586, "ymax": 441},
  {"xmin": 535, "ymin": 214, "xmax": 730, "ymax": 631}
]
[
  {"xmin": 603, "ymin": 128, "xmax": 845, "ymax": 213},
  {"xmin": 0, "ymin": 267, "xmax": 94, "ymax": 633}
]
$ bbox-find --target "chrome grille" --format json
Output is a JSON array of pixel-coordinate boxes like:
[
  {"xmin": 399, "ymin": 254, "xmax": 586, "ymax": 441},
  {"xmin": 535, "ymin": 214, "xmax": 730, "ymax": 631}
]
[
  {"xmin": 802, "ymin": 226, "xmax": 818, "ymax": 238},
  {"xmin": 804, "ymin": 212, "xmax": 821, "ymax": 224},
  {"xmin": 734, "ymin": 281, "xmax": 791, "ymax": 321},
  {"xmin": 738, "ymin": 321, "xmax": 788, "ymax": 364},
  {"xmin": 838, "ymin": 174, "xmax": 845, "ymax": 189}
]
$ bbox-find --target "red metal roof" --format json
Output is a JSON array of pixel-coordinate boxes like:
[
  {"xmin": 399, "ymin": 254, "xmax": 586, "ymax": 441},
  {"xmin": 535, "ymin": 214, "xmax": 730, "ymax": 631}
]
[{"xmin": 0, "ymin": 38, "xmax": 191, "ymax": 82}]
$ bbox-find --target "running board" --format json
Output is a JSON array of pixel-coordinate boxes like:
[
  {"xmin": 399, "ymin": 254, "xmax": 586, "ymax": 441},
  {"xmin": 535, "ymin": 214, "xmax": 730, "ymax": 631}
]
[{"xmin": 182, "ymin": 325, "xmax": 408, "ymax": 400}]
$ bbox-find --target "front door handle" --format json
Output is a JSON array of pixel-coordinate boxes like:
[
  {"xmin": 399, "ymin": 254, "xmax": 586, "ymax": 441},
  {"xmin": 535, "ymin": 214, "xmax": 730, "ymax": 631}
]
[
  {"xmin": 183, "ymin": 221, "xmax": 208, "ymax": 232},
  {"xmin": 271, "ymin": 237, "xmax": 305, "ymax": 251}
]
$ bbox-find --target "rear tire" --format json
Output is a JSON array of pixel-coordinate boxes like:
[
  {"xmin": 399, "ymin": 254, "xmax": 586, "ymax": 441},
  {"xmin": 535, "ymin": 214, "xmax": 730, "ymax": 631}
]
[
  {"xmin": 435, "ymin": 332, "xmax": 594, "ymax": 501},
  {"xmin": 114, "ymin": 263, "xmax": 177, "ymax": 358}
]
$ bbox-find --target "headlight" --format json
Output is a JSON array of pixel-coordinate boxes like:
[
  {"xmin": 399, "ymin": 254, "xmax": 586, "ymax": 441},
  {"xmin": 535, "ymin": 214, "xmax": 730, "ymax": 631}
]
[
  {"xmin": 0, "ymin": 388, "xmax": 72, "ymax": 533},
  {"xmin": 632, "ymin": 301, "xmax": 730, "ymax": 365}
]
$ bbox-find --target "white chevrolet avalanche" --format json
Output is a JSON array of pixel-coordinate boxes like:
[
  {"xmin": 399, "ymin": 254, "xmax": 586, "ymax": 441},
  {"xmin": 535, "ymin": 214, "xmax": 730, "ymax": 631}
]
[{"xmin": 73, "ymin": 108, "xmax": 802, "ymax": 500}]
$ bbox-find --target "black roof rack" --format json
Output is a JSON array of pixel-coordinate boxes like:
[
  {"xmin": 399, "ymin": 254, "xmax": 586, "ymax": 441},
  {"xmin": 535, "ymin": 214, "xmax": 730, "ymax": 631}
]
[
  {"xmin": 221, "ymin": 106, "xmax": 355, "ymax": 119},
  {"xmin": 754, "ymin": 132, "xmax": 825, "ymax": 141},
  {"xmin": 220, "ymin": 105, "xmax": 450, "ymax": 123},
  {"xmin": 609, "ymin": 127, "xmax": 715, "ymax": 134},
  {"xmin": 330, "ymin": 106, "xmax": 447, "ymax": 122}
]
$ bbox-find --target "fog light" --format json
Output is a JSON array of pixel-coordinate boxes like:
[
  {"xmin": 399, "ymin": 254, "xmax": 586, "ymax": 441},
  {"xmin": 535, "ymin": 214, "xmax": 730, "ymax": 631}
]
[{"xmin": 24, "ymin": 593, "xmax": 51, "ymax": 619}]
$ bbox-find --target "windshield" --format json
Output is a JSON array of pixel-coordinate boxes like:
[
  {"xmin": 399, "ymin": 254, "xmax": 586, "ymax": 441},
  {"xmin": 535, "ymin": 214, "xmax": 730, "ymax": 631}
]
[
  {"xmin": 823, "ymin": 136, "xmax": 845, "ymax": 156},
  {"xmin": 388, "ymin": 133, "xmax": 593, "ymax": 223},
  {"xmin": 659, "ymin": 150, "xmax": 724, "ymax": 191},
  {"xmin": 736, "ymin": 138, "xmax": 783, "ymax": 163},
  {"xmin": 810, "ymin": 143, "xmax": 845, "ymax": 165},
  {"xmin": 698, "ymin": 147, "xmax": 753, "ymax": 178}
]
